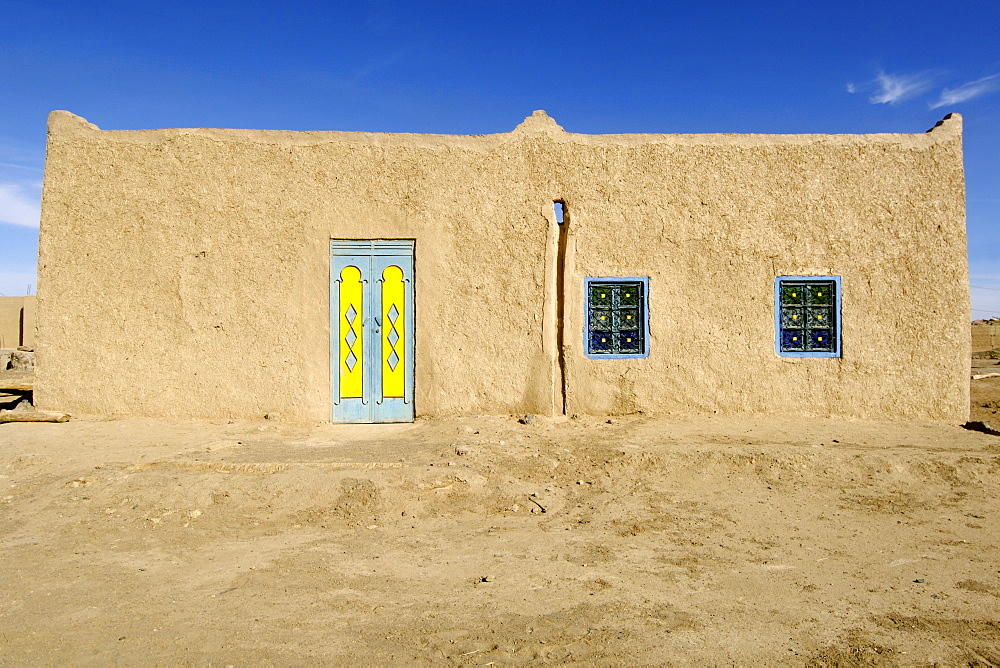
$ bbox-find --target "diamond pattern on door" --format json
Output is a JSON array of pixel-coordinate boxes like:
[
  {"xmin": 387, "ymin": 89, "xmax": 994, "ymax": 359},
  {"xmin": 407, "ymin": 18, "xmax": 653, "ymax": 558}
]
[
  {"xmin": 338, "ymin": 265, "xmax": 364, "ymax": 398},
  {"xmin": 381, "ymin": 265, "xmax": 405, "ymax": 397}
]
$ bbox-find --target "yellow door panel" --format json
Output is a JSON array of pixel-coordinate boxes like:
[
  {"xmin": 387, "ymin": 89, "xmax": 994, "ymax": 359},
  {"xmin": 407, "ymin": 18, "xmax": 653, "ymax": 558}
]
[
  {"xmin": 381, "ymin": 265, "xmax": 405, "ymax": 398},
  {"xmin": 339, "ymin": 265, "xmax": 364, "ymax": 399}
]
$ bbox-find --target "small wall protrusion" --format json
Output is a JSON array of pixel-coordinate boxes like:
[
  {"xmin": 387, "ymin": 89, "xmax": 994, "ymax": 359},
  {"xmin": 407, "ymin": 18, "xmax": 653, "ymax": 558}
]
[
  {"xmin": 512, "ymin": 110, "xmax": 566, "ymax": 135},
  {"xmin": 926, "ymin": 113, "xmax": 962, "ymax": 134}
]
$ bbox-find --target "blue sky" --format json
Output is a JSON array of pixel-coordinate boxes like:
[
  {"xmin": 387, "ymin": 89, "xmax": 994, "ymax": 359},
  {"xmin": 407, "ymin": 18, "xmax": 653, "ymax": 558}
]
[{"xmin": 1, "ymin": 0, "xmax": 998, "ymax": 316}]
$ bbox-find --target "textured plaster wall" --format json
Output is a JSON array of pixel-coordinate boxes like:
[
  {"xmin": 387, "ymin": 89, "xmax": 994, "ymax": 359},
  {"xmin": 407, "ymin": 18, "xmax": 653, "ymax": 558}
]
[
  {"xmin": 560, "ymin": 127, "xmax": 969, "ymax": 421},
  {"xmin": 0, "ymin": 296, "xmax": 34, "ymax": 349},
  {"xmin": 972, "ymin": 323, "xmax": 1000, "ymax": 353},
  {"xmin": 36, "ymin": 110, "xmax": 969, "ymax": 422}
]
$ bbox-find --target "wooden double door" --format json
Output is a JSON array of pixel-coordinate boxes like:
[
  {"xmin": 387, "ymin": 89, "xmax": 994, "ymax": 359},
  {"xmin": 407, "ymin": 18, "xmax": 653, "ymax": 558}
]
[{"xmin": 330, "ymin": 240, "xmax": 414, "ymax": 423}]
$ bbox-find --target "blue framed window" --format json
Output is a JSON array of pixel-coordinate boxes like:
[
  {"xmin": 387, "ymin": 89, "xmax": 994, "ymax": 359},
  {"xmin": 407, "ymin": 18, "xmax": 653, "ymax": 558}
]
[
  {"xmin": 775, "ymin": 276, "xmax": 841, "ymax": 357},
  {"xmin": 584, "ymin": 277, "xmax": 650, "ymax": 359}
]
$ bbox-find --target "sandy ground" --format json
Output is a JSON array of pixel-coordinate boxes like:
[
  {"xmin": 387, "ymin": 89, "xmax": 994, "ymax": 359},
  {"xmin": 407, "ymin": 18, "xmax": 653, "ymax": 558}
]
[{"xmin": 1, "ymin": 371, "xmax": 999, "ymax": 665}]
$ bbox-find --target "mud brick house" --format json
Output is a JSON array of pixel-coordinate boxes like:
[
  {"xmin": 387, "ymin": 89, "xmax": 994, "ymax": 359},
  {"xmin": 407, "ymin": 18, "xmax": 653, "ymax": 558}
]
[
  {"xmin": 35, "ymin": 111, "xmax": 969, "ymax": 423},
  {"xmin": 0, "ymin": 296, "xmax": 34, "ymax": 350}
]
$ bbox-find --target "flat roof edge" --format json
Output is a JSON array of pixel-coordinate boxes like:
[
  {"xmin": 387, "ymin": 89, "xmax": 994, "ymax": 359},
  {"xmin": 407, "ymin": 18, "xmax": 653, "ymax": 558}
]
[{"xmin": 47, "ymin": 109, "xmax": 962, "ymax": 147}]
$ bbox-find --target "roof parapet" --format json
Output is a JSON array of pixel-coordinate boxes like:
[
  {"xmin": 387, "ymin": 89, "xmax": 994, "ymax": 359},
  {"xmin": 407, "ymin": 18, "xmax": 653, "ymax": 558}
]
[
  {"xmin": 927, "ymin": 112, "xmax": 962, "ymax": 135},
  {"xmin": 48, "ymin": 110, "xmax": 100, "ymax": 135},
  {"xmin": 512, "ymin": 110, "xmax": 565, "ymax": 135}
]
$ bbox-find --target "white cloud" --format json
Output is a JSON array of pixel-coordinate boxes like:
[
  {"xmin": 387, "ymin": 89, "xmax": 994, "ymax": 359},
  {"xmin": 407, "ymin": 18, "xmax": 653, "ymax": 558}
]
[
  {"xmin": 0, "ymin": 182, "xmax": 41, "ymax": 227},
  {"xmin": 868, "ymin": 71, "xmax": 933, "ymax": 104},
  {"xmin": 0, "ymin": 161, "xmax": 43, "ymax": 172},
  {"xmin": 846, "ymin": 71, "xmax": 934, "ymax": 105},
  {"xmin": 930, "ymin": 73, "xmax": 1000, "ymax": 109}
]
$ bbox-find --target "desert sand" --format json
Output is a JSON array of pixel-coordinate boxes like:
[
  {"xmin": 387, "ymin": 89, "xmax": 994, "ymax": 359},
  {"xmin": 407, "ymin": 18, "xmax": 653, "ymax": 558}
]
[{"xmin": 1, "ymin": 370, "xmax": 998, "ymax": 665}]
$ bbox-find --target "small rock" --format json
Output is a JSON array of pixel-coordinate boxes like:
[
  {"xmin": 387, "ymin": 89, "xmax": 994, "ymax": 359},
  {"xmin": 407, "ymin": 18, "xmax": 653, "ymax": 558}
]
[
  {"xmin": 264, "ymin": 412, "xmax": 280, "ymax": 420},
  {"xmin": 478, "ymin": 575, "xmax": 493, "ymax": 583},
  {"xmin": 9, "ymin": 350, "xmax": 34, "ymax": 371},
  {"xmin": 519, "ymin": 414, "xmax": 534, "ymax": 425},
  {"xmin": 914, "ymin": 579, "xmax": 925, "ymax": 583},
  {"xmin": 455, "ymin": 446, "xmax": 470, "ymax": 456}
]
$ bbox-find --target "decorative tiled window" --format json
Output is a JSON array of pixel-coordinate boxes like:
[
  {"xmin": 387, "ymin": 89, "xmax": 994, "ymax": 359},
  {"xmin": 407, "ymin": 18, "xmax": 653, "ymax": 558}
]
[
  {"xmin": 775, "ymin": 276, "xmax": 841, "ymax": 357},
  {"xmin": 585, "ymin": 278, "xmax": 649, "ymax": 359}
]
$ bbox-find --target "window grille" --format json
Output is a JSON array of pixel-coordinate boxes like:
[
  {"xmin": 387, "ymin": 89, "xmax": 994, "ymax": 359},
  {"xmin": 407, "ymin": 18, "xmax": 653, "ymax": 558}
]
[
  {"xmin": 775, "ymin": 277, "xmax": 841, "ymax": 357},
  {"xmin": 585, "ymin": 278, "xmax": 649, "ymax": 359}
]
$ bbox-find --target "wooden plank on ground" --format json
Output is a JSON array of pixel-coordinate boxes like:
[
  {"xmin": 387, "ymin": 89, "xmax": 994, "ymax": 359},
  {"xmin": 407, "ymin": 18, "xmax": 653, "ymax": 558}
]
[
  {"xmin": 0, "ymin": 381, "xmax": 32, "ymax": 392},
  {"xmin": 0, "ymin": 411, "xmax": 69, "ymax": 424}
]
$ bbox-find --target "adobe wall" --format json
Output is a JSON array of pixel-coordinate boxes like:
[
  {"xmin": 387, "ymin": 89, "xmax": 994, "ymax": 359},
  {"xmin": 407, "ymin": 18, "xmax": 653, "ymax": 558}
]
[
  {"xmin": 972, "ymin": 322, "xmax": 1000, "ymax": 354},
  {"xmin": 561, "ymin": 119, "xmax": 969, "ymax": 421},
  {"xmin": 0, "ymin": 296, "xmax": 34, "ymax": 349},
  {"xmin": 36, "ymin": 110, "xmax": 969, "ymax": 422},
  {"xmin": 0, "ymin": 298, "xmax": 22, "ymax": 350}
]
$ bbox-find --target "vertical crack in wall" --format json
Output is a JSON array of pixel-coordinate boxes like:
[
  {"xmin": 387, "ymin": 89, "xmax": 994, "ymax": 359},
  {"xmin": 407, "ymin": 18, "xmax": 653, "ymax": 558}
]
[{"xmin": 554, "ymin": 201, "xmax": 569, "ymax": 415}]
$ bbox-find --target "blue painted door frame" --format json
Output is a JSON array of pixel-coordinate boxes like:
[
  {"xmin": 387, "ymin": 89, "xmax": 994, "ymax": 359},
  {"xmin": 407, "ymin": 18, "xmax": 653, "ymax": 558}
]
[{"xmin": 330, "ymin": 240, "xmax": 415, "ymax": 423}]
